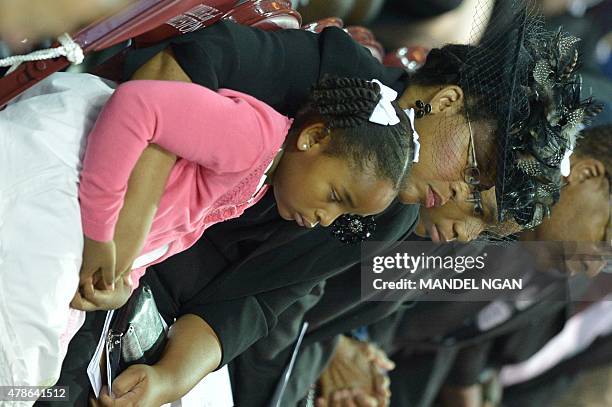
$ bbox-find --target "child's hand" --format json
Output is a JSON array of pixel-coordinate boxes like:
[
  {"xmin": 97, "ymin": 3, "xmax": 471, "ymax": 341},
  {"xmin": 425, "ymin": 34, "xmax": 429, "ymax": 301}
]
[
  {"xmin": 71, "ymin": 273, "xmax": 133, "ymax": 311},
  {"xmin": 80, "ymin": 236, "xmax": 116, "ymax": 292}
]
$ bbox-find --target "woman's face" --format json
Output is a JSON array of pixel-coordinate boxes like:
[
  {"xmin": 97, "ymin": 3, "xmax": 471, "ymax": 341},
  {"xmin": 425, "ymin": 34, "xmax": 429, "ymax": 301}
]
[
  {"xmin": 271, "ymin": 123, "xmax": 397, "ymax": 228},
  {"xmin": 397, "ymin": 85, "xmax": 497, "ymax": 212}
]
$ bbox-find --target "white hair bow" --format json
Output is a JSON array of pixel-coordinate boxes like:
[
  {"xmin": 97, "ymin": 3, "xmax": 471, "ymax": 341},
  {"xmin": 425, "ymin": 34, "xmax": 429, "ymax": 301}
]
[
  {"xmin": 368, "ymin": 79, "xmax": 420, "ymax": 163},
  {"xmin": 369, "ymin": 79, "xmax": 400, "ymax": 126}
]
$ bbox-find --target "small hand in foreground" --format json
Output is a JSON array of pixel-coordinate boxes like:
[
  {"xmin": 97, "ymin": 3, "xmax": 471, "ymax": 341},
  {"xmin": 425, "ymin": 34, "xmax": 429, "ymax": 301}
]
[
  {"xmin": 80, "ymin": 236, "xmax": 116, "ymax": 292},
  {"xmin": 71, "ymin": 273, "xmax": 133, "ymax": 311}
]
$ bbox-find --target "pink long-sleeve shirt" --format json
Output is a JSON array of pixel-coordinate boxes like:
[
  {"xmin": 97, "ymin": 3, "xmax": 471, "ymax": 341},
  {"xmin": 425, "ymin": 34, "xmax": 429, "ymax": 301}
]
[{"xmin": 79, "ymin": 80, "xmax": 291, "ymax": 275}]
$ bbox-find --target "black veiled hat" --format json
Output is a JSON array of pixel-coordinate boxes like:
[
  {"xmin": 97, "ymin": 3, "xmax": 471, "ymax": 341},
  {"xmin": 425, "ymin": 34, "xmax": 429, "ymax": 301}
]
[
  {"xmin": 331, "ymin": 0, "xmax": 603, "ymax": 244},
  {"xmin": 461, "ymin": 0, "xmax": 602, "ymax": 229}
]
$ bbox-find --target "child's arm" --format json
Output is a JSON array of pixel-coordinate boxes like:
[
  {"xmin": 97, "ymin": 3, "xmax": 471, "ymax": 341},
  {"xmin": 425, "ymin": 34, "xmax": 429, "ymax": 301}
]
[
  {"xmin": 112, "ymin": 144, "xmax": 177, "ymax": 277},
  {"xmin": 77, "ymin": 81, "xmax": 288, "ymax": 309},
  {"xmin": 74, "ymin": 144, "xmax": 176, "ymax": 311},
  {"xmin": 79, "ymin": 80, "xmax": 288, "ymax": 244}
]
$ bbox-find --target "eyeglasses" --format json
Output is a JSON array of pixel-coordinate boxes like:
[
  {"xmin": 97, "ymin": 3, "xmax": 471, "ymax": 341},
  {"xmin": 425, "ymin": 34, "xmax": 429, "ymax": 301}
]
[{"xmin": 463, "ymin": 115, "xmax": 485, "ymax": 218}]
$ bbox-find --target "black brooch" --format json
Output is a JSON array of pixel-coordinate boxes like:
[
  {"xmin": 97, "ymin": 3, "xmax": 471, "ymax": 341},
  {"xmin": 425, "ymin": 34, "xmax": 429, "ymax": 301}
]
[{"xmin": 330, "ymin": 214, "xmax": 376, "ymax": 244}]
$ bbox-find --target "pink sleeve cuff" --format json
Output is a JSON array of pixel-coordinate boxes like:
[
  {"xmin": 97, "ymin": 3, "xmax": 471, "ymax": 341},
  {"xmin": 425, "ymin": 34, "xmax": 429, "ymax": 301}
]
[{"xmin": 81, "ymin": 216, "xmax": 115, "ymax": 242}]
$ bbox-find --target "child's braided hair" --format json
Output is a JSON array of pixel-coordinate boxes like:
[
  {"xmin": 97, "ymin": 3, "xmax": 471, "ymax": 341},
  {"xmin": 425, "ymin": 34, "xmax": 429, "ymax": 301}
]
[
  {"xmin": 298, "ymin": 76, "xmax": 414, "ymax": 189},
  {"xmin": 312, "ymin": 77, "xmax": 383, "ymax": 128}
]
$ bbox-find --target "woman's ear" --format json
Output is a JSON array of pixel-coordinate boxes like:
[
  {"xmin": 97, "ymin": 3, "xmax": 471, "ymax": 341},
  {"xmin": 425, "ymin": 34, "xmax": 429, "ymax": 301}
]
[
  {"xmin": 567, "ymin": 156, "xmax": 607, "ymax": 183},
  {"xmin": 296, "ymin": 122, "xmax": 330, "ymax": 151},
  {"xmin": 429, "ymin": 85, "xmax": 464, "ymax": 114}
]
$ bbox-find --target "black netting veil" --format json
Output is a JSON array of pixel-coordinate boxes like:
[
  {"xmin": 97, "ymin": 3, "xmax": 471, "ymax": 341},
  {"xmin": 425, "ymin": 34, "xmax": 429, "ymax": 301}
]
[
  {"xmin": 461, "ymin": 0, "xmax": 601, "ymax": 235},
  {"xmin": 331, "ymin": 0, "xmax": 601, "ymax": 244},
  {"xmin": 405, "ymin": 0, "xmax": 603, "ymax": 244}
]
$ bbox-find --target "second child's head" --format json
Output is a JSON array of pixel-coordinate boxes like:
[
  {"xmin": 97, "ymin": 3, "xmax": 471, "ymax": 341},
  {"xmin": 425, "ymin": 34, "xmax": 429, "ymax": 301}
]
[{"xmin": 270, "ymin": 77, "xmax": 415, "ymax": 228}]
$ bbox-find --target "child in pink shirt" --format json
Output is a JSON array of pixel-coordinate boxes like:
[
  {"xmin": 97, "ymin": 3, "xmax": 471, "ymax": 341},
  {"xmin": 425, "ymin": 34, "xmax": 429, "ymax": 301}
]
[
  {"xmin": 0, "ymin": 73, "xmax": 414, "ymax": 390},
  {"xmin": 76, "ymin": 81, "xmax": 291, "ymax": 299}
]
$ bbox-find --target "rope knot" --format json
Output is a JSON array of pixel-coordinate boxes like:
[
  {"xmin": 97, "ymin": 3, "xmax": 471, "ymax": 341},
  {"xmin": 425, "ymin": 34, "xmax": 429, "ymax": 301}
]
[
  {"xmin": 58, "ymin": 33, "xmax": 84, "ymax": 65},
  {"xmin": 0, "ymin": 32, "xmax": 84, "ymax": 74}
]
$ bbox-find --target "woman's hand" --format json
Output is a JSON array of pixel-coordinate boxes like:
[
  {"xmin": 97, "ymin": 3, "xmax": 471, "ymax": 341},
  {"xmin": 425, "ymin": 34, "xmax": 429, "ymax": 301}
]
[
  {"xmin": 96, "ymin": 365, "xmax": 168, "ymax": 407},
  {"xmin": 71, "ymin": 273, "xmax": 133, "ymax": 311},
  {"xmin": 316, "ymin": 388, "xmax": 379, "ymax": 407},
  {"xmin": 318, "ymin": 336, "xmax": 393, "ymax": 407},
  {"xmin": 363, "ymin": 342, "xmax": 395, "ymax": 372},
  {"xmin": 91, "ymin": 314, "xmax": 222, "ymax": 406},
  {"xmin": 80, "ymin": 236, "xmax": 116, "ymax": 292}
]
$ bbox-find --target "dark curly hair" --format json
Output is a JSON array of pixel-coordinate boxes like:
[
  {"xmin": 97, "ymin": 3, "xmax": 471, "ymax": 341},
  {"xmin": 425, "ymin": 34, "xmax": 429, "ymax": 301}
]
[
  {"xmin": 409, "ymin": 44, "xmax": 497, "ymax": 123},
  {"xmin": 294, "ymin": 76, "xmax": 415, "ymax": 189}
]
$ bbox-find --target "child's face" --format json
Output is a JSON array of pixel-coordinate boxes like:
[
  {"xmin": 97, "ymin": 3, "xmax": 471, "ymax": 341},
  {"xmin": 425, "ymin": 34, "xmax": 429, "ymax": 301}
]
[{"xmin": 271, "ymin": 123, "xmax": 397, "ymax": 228}]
